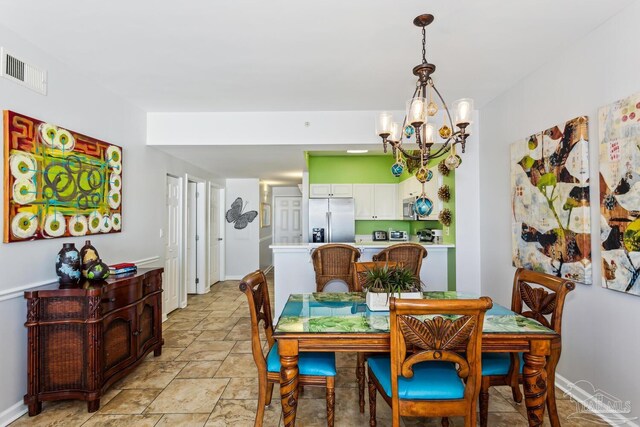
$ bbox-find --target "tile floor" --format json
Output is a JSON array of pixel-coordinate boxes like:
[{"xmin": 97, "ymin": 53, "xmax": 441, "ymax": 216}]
[{"xmin": 11, "ymin": 274, "xmax": 603, "ymax": 426}]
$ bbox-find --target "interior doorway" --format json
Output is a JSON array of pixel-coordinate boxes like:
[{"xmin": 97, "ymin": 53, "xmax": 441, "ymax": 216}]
[
  {"xmin": 186, "ymin": 178, "xmax": 207, "ymax": 294},
  {"xmin": 274, "ymin": 196, "xmax": 303, "ymax": 243},
  {"xmin": 165, "ymin": 174, "xmax": 182, "ymax": 315},
  {"xmin": 208, "ymin": 184, "xmax": 222, "ymax": 287}
]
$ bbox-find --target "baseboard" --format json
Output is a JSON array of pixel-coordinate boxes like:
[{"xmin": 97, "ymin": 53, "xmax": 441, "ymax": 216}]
[
  {"xmin": 224, "ymin": 275, "xmax": 244, "ymax": 280},
  {"xmin": 0, "ymin": 400, "xmax": 27, "ymax": 427},
  {"xmin": 263, "ymin": 265, "xmax": 274, "ymax": 274},
  {"xmin": 555, "ymin": 373, "xmax": 639, "ymax": 426}
]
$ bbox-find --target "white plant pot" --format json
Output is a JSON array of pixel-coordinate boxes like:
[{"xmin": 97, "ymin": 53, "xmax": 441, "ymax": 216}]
[{"xmin": 365, "ymin": 291, "xmax": 422, "ymax": 311}]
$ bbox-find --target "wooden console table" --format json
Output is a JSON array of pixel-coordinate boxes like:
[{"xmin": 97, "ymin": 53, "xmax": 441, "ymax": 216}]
[{"xmin": 23, "ymin": 267, "xmax": 164, "ymax": 415}]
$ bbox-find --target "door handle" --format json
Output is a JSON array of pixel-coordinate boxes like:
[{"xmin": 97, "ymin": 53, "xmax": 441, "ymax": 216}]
[{"xmin": 217, "ymin": 238, "xmax": 223, "ymax": 241}]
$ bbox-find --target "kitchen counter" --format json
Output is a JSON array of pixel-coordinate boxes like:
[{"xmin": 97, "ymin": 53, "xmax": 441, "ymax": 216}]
[
  {"xmin": 270, "ymin": 241, "xmax": 455, "ymax": 250},
  {"xmin": 270, "ymin": 241, "xmax": 455, "ymax": 319}
]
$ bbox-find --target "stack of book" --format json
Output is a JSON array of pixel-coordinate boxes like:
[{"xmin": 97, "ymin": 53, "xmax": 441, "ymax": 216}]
[{"xmin": 109, "ymin": 262, "xmax": 137, "ymax": 276}]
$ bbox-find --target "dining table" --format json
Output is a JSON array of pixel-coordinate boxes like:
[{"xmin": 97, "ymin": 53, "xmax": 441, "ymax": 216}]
[{"xmin": 272, "ymin": 291, "xmax": 560, "ymax": 427}]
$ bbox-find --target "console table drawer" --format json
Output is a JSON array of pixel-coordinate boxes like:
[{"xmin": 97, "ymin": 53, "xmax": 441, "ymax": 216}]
[{"xmin": 101, "ymin": 279, "xmax": 143, "ymax": 314}]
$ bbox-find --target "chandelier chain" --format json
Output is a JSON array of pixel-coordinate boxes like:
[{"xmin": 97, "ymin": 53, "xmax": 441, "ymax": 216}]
[{"xmin": 421, "ymin": 27, "xmax": 427, "ymax": 63}]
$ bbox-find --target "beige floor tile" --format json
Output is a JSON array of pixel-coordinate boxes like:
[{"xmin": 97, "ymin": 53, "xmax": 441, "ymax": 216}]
[
  {"xmin": 194, "ymin": 317, "xmax": 240, "ymax": 331},
  {"xmin": 98, "ymin": 389, "xmax": 162, "ymax": 414},
  {"xmin": 207, "ymin": 310, "xmax": 236, "ymax": 318},
  {"xmin": 165, "ymin": 320, "xmax": 202, "ymax": 331},
  {"xmin": 146, "ymin": 378, "xmax": 229, "ymax": 414},
  {"xmin": 206, "ymin": 399, "xmax": 281, "ymax": 427},
  {"xmin": 215, "ymin": 354, "xmax": 258, "ymax": 378},
  {"xmin": 221, "ymin": 377, "xmax": 260, "ymax": 400},
  {"xmin": 335, "ymin": 367, "xmax": 357, "ymax": 388},
  {"xmin": 156, "ymin": 413, "xmax": 210, "ymax": 426},
  {"xmin": 164, "ymin": 330, "xmax": 202, "ymax": 348},
  {"xmin": 175, "ymin": 340, "xmax": 235, "ymax": 361},
  {"xmin": 177, "ymin": 361, "xmax": 223, "ymax": 378},
  {"xmin": 114, "ymin": 361, "xmax": 187, "ymax": 389},
  {"xmin": 169, "ymin": 310, "xmax": 210, "ymax": 322},
  {"xmin": 81, "ymin": 414, "xmax": 162, "ymax": 426},
  {"xmin": 144, "ymin": 347, "xmax": 183, "ymax": 362},
  {"xmin": 335, "ymin": 352, "xmax": 358, "ymax": 368},
  {"xmin": 10, "ymin": 400, "xmax": 95, "ymax": 427},
  {"xmin": 196, "ymin": 330, "xmax": 230, "ymax": 341},
  {"xmin": 231, "ymin": 340, "xmax": 253, "ymax": 353}
]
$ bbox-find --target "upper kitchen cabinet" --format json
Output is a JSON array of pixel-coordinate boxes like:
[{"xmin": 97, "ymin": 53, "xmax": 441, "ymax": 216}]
[
  {"xmin": 353, "ymin": 184, "xmax": 398, "ymax": 220},
  {"xmin": 309, "ymin": 183, "xmax": 353, "ymax": 198}
]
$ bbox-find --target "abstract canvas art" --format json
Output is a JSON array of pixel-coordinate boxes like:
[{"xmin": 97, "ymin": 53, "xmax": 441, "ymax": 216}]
[
  {"xmin": 3, "ymin": 111, "xmax": 122, "ymax": 243},
  {"xmin": 599, "ymin": 93, "xmax": 640, "ymax": 296},
  {"xmin": 511, "ymin": 116, "xmax": 591, "ymax": 284}
]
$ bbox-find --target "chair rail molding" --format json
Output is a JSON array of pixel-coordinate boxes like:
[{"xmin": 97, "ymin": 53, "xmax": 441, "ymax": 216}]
[{"xmin": 0, "ymin": 256, "xmax": 160, "ymax": 302}]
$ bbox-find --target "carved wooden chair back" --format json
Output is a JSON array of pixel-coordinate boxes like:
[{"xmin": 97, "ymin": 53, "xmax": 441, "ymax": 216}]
[
  {"xmin": 372, "ymin": 243, "xmax": 427, "ymax": 278},
  {"xmin": 511, "ymin": 268, "xmax": 575, "ymax": 334},
  {"xmin": 311, "ymin": 244, "xmax": 361, "ymax": 292},
  {"xmin": 352, "ymin": 261, "xmax": 400, "ymax": 292},
  {"xmin": 388, "ymin": 297, "xmax": 492, "ymax": 418},
  {"xmin": 239, "ymin": 270, "xmax": 276, "ymax": 374}
]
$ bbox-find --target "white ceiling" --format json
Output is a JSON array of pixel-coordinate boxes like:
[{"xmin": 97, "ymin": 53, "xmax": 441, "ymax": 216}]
[
  {"xmin": 1, "ymin": 0, "xmax": 634, "ymax": 184},
  {"xmin": 0, "ymin": 0, "xmax": 633, "ymax": 112}
]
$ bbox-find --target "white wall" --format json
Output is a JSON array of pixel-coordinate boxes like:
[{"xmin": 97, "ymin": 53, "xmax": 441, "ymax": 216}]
[
  {"xmin": 225, "ymin": 179, "xmax": 260, "ymax": 279},
  {"xmin": 479, "ymin": 2, "xmax": 640, "ymax": 422},
  {"xmin": 148, "ymin": 110, "xmax": 404, "ymax": 146},
  {"xmin": 0, "ymin": 23, "xmax": 218, "ymax": 424},
  {"xmin": 259, "ymin": 183, "xmax": 273, "ymax": 270}
]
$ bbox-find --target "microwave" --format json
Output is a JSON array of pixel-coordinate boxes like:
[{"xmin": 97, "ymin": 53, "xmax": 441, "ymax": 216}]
[{"xmin": 403, "ymin": 197, "xmax": 432, "ymax": 221}]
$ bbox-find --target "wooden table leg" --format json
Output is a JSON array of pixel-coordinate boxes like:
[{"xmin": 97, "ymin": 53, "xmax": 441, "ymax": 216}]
[
  {"xmin": 279, "ymin": 339, "xmax": 300, "ymax": 427},
  {"xmin": 523, "ymin": 340, "xmax": 549, "ymax": 427},
  {"xmin": 546, "ymin": 347, "xmax": 561, "ymax": 427}
]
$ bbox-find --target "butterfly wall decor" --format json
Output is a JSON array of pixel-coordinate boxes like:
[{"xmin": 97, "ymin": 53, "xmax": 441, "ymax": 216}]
[{"xmin": 225, "ymin": 197, "xmax": 258, "ymax": 230}]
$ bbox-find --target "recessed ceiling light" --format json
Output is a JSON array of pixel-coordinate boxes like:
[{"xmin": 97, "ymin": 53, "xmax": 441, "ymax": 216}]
[{"xmin": 346, "ymin": 149, "xmax": 369, "ymax": 154}]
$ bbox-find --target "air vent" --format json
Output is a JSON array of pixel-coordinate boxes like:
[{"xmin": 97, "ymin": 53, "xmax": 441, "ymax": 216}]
[{"xmin": 0, "ymin": 48, "xmax": 47, "ymax": 95}]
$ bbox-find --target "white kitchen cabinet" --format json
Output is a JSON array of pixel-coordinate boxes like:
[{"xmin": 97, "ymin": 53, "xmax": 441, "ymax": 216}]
[
  {"xmin": 309, "ymin": 183, "xmax": 353, "ymax": 198},
  {"xmin": 353, "ymin": 184, "xmax": 398, "ymax": 220}
]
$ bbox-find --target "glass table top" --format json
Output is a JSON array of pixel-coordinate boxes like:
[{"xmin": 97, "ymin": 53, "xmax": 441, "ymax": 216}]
[{"xmin": 274, "ymin": 292, "xmax": 555, "ymax": 335}]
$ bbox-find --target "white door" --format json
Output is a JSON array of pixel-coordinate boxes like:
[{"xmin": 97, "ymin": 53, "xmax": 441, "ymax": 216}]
[
  {"xmin": 187, "ymin": 182, "xmax": 197, "ymax": 294},
  {"xmin": 209, "ymin": 186, "xmax": 221, "ymax": 286},
  {"xmin": 374, "ymin": 184, "xmax": 399, "ymax": 220},
  {"xmin": 165, "ymin": 175, "xmax": 181, "ymax": 314},
  {"xmin": 353, "ymin": 184, "xmax": 375, "ymax": 220},
  {"xmin": 274, "ymin": 196, "xmax": 303, "ymax": 243}
]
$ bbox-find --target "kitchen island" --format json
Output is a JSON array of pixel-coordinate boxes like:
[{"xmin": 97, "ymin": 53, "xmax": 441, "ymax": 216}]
[{"xmin": 269, "ymin": 241, "xmax": 455, "ymax": 319}]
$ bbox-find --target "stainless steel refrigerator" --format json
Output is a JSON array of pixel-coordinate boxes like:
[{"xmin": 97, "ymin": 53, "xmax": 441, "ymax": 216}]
[{"xmin": 308, "ymin": 198, "xmax": 355, "ymax": 243}]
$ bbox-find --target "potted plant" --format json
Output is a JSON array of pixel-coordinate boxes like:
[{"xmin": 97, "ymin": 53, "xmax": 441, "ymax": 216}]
[{"xmin": 363, "ymin": 264, "xmax": 422, "ymax": 311}]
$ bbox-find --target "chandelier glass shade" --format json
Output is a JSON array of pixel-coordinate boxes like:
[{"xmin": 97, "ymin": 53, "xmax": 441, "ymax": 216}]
[{"xmin": 376, "ymin": 13, "xmax": 474, "ymax": 197}]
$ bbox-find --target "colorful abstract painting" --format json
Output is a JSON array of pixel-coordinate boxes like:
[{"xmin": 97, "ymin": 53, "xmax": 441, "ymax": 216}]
[
  {"xmin": 599, "ymin": 93, "xmax": 640, "ymax": 296},
  {"xmin": 511, "ymin": 116, "xmax": 591, "ymax": 284},
  {"xmin": 3, "ymin": 111, "xmax": 122, "ymax": 242}
]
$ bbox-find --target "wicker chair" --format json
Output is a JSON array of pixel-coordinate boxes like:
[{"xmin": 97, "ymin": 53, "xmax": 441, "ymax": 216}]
[
  {"xmin": 372, "ymin": 243, "xmax": 427, "ymax": 278},
  {"xmin": 311, "ymin": 244, "xmax": 361, "ymax": 292}
]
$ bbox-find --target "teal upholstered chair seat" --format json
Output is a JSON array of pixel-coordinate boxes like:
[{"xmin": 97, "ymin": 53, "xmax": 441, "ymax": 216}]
[
  {"xmin": 482, "ymin": 352, "xmax": 524, "ymax": 376},
  {"xmin": 368, "ymin": 355, "xmax": 465, "ymax": 400},
  {"xmin": 266, "ymin": 342, "xmax": 336, "ymax": 376}
]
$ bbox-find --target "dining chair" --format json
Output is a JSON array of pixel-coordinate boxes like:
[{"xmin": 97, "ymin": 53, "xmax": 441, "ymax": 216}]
[
  {"xmin": 239, "ymin": 270, "xmax": 337, "ymax": 427},
  {"xmin": 352, "ymin": 261, "xmax": 400, "ymax": 414},
  {"xmin": 372, "ymin": 243, "xmax": 427, "ymax": 278},
  {"xmin": 479, "ymin": 268, "xmax": 575, "ymax": 427},
  {"xmin": 311, "ymin": 244, "xmax": 361, "ymax": 292},
  {"xmin": 367, "ymin": 296, "xmax": 493, "ymax": 427}
]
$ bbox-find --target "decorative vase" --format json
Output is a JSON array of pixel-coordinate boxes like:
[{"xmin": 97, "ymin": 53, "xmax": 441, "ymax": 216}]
[
  {"xmin": 55, "ymin": 243, "xmax": 81, "ymax": 286},
  {"xmin": 85, "ymin": 259, "xmax": 110, "ymax": 281},
  {"xmin": 80, "ymin": 240, "xmax": 99, "ymax": 278},
  {"xmin": 365, "ymin": 291, "xmax": 422, "ymax": 311}
]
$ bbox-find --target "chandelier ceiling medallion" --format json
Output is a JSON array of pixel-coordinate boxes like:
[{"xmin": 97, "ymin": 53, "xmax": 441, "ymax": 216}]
[{"xmin": 376, "ymin": 14, "xmax": 473, "ymax": 216}]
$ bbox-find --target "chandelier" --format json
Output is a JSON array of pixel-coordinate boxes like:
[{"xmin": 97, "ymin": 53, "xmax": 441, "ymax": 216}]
[{"xmin": 376, "ymin": 14, "xmax": 473, "ymax": 216}]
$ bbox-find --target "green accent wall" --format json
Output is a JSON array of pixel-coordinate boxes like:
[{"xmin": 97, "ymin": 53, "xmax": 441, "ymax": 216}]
[{"xmin": 308, "ymin": 156, "xmax": 400, "ymax": 184}]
